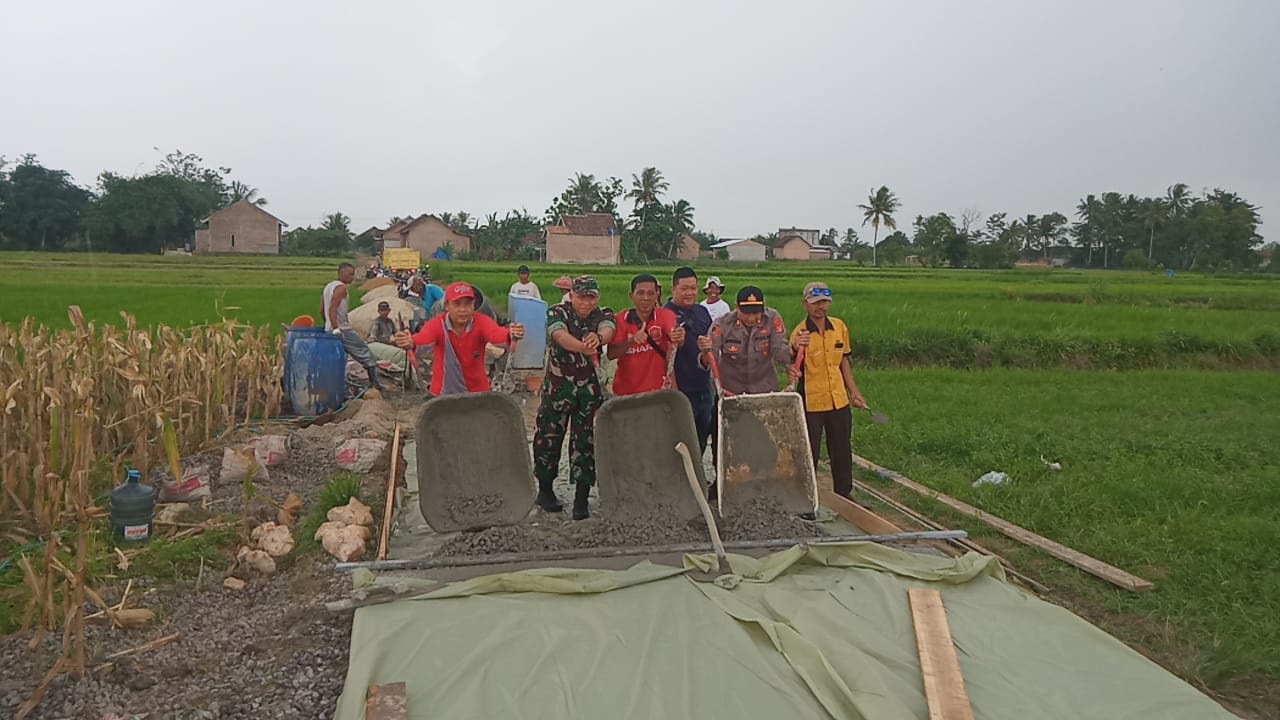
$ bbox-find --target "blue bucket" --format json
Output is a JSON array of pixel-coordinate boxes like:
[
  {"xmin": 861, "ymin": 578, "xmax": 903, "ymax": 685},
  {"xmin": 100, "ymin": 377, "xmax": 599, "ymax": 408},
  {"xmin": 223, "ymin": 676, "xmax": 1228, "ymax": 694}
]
[{"xmin": 284, "ymin": 327, "xmax": 347, "ymax": 415}]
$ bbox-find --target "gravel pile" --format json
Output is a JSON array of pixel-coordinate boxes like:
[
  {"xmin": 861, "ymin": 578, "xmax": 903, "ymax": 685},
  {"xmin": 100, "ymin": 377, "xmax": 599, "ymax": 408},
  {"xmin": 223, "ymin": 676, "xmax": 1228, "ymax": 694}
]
[
  {"xmin": 0, "ymin": 563, "xmax": 352, "ymax": 720},
  {"xmin": 439, "ymin": 493, "xmax": 507, "ymax": 531}
]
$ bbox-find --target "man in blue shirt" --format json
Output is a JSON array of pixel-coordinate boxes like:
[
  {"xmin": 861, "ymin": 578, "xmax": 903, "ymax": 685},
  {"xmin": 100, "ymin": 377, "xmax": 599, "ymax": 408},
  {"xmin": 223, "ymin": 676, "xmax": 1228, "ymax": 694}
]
[{"xmin": 664, "ymin": 267, "xmax": 715, "ymax": 463}]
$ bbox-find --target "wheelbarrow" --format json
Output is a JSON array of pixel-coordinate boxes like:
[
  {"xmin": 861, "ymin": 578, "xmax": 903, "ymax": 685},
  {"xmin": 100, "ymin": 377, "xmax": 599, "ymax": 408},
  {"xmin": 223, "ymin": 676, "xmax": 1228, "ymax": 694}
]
[{"xmin": 707, "ymin": 350, "xmax": 818, "ymax": 516}]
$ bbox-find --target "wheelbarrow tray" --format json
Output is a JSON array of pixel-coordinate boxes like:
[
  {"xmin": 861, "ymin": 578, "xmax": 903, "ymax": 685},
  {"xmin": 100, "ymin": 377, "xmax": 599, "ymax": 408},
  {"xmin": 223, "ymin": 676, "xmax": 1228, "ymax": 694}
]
[
  {"xmin": 416, "ymin": 392, "xmax": 535, "ymax": 532},
  {"xmin": 716, "ymin": 391, "xmax": 818, "ymax": 516},
  {"xmin": 594, "ymin": 389, "xmax": 707, "ymax": 521}
]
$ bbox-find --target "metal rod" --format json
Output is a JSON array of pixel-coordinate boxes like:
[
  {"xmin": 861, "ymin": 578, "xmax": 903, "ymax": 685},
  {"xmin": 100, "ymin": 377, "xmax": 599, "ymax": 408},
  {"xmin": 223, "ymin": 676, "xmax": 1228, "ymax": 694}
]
[{"xmin": 334, "ymin": 530, "xmax": 967, "ymax": 573}]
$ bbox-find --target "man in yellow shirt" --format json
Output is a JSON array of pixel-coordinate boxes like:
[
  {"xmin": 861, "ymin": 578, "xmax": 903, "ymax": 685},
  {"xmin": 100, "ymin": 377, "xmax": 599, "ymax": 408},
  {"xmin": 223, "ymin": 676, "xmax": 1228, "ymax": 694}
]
[{"xmin": 789, "ymin": 281, "xmax": 868, "ymax": 501}]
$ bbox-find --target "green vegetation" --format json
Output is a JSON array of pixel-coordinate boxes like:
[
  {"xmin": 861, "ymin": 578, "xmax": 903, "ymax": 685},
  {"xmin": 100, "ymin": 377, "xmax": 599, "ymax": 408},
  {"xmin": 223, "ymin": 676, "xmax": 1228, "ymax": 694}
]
[
  {"xmin": 296, "ymin": 472, "xmax": 366, "ymax": 554},
  {"xmin": 853, "ymin": 368, "xmax": 1280, "ymax": 705}
]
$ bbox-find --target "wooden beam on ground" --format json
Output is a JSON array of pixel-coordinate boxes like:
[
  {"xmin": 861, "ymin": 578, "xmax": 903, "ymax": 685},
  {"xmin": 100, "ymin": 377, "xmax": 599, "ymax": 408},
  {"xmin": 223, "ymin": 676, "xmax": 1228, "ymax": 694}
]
[
  {"xmin": 366, "ymin": 682, "xmax": 408, "ymax": 720},
  {"xmin": 909, "ymin": 588, "xmax": 975, "ymax": 720},
  {"xmin": 819, "ymin": 489, "xmax": 903, "ymax": 535},
  {"xmin": 854, "ymin": 455, "xmax": 1154, "ymax": 592},
  {"xmin": 377, "ymin": 423, "xmax": 402, "ymax": 561}
]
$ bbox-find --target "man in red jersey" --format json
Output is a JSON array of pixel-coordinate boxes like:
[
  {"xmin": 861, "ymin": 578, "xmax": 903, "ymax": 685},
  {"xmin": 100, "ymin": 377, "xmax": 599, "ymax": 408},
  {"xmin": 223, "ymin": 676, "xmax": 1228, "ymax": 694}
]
[
  {"xmin": 394, "ymin": 282, "xmax": 524, "ymax": 395},
  {"xmin": 606, "ymin": 274, "xmax": 686, "ymax": 395}
]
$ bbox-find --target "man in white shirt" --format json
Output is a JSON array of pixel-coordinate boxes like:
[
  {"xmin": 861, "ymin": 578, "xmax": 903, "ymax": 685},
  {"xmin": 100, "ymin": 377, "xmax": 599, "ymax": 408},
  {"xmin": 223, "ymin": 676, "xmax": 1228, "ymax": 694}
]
[
  {"xmin": 509, "ymin": 265, "xmax": 542, "ymax": 300},
  {"xmin": 700, "ymin": 276, "xmax": 731, "ymax": 322}
]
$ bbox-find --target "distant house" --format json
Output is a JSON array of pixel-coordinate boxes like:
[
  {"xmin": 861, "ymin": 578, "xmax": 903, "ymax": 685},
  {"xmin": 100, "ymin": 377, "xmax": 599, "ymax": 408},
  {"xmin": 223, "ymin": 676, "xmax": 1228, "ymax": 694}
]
[
  {"xmin": 395, "ymin": 214, "xmax": 472, "ymax": 256},
  {"xmin": 777, "ymin": 227, "xmax": 821, "ymax": 246},
  {"xmin": 776, "ymin": 235, "xmax": 814, "ymax": 260},
  {"xmin": 808, "ymin": 246, "xmax": 834, "ymax": 261},
  {"xmin": 709, "ymin": 238, "xmax": 767, "ymax": 262},
  {"xmin": 193, "ymin": 201, "xmax": 287, "ymax": 254},
  {"xmin": 546, "ymin": 213, "xmax": 621, "ymax": 264},
  {"xmin": 380, "ymin": 220, "xmax": 410, "ymax": 250},
  {"xmin": 675, "ymin": 233, "xmax": 702, "ymax": 261}
]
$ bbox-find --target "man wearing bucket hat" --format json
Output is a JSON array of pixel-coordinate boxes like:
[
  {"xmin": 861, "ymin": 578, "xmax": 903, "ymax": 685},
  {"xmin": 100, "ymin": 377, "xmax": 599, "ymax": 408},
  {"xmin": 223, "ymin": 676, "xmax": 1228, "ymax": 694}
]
[
  {"xmin": 533, "ymin": 276, "xmax": 616, "ymax": 519},
  {"xmin": 700, "ymin": 276, "xmax": 731, "ymax": 322},
  {"xmin": 789, "ymin": 281, "xmax": 868, "ymax": 501},
  {"xmin": 393, "ymin": 282, "xmax": 524, "ymax": 396}
]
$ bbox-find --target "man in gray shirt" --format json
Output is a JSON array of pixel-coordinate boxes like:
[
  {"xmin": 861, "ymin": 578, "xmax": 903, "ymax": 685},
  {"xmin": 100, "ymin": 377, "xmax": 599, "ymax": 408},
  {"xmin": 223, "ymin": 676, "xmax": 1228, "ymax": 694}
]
[{"xmin": 322, "ymin": 262, "xmax": 382, "ymax": 389}]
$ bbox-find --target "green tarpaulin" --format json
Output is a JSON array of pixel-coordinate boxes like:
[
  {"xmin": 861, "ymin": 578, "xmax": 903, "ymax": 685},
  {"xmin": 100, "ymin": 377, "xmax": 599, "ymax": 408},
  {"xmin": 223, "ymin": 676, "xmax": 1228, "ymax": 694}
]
[{"xmin": 335, "ymin": 544, "xmax": 1237, "ymax": 719}]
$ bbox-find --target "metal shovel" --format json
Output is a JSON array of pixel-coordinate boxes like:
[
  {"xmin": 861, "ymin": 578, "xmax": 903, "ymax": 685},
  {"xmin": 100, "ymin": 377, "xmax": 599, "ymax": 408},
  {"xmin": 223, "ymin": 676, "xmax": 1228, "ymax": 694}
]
[
  {"xmin": 861, "ymin": 407, "xmax": 890, "ymax": 425},
  {"xmin": 675, "ymin": 441, "xmax": 729, "ymax": 582}
]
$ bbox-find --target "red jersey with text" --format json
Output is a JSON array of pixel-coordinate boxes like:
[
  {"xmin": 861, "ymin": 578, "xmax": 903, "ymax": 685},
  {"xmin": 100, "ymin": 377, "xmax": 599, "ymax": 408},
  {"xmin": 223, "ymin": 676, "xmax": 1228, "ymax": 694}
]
[{"xmin": 609, "ymin": 307, "xmax": 678, "ymax": 396}]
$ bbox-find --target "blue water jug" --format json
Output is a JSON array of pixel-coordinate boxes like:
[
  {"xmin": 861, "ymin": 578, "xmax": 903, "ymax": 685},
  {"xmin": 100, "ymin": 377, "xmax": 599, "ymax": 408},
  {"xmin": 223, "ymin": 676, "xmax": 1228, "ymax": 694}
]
[{"xmin": 110, "ymin": 469, "xmax": 157, "ymax": 544}]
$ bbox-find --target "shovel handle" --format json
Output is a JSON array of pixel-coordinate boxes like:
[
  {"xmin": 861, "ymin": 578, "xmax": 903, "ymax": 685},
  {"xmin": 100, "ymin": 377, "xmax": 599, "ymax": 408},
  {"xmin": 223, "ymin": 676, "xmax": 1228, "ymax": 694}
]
[
  {"xmin": 784, "ymin": 346, "xmax": 806, "ymax": 393},
  {"xmin": 703, "ymin": 351, "xmax": 733, "ymax": 397},
  {"xmin": 675, "ymin": 441, "xmax": 728, "ymax": 570}
]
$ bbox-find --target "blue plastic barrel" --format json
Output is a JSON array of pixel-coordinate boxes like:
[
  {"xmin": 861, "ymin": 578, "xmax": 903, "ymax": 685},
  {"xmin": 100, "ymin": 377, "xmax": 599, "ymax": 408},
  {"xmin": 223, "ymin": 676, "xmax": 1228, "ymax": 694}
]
[{"xmin": 284, "ymin": 327, "xmax": 347, "ymax": 415}]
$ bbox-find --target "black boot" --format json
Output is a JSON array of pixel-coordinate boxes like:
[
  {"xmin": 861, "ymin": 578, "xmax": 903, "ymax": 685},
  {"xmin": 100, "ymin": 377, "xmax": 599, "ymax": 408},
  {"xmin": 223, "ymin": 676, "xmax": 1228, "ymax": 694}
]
[
  {"xmin": 366, "ymin": 367, "xmax": 383, "ymax": 390},
  {"xmin": 571, "ymin": 483, "xmax": 591, "ymax": 520},
  {"xmin": 536, "ymin": 480, "xmax": 563, "ymax": 513},
  {"xmin": 706, "ymin": 482, "xmax": 718, "ymax": 502}
]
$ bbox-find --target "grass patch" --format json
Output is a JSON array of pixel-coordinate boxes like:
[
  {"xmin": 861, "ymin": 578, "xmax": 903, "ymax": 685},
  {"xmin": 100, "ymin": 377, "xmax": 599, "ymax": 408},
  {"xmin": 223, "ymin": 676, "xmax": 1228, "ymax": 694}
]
[
  {"xmin": 126, "ymin": 526, "xmax": 239, "ymax": 580},
  {"xmin": 296, "ymin": 472, "xmax": 367, "ymax": 554},
  {"xmin": 852, "ymin": 368, "xmax": 1280, "ymax": 696}
]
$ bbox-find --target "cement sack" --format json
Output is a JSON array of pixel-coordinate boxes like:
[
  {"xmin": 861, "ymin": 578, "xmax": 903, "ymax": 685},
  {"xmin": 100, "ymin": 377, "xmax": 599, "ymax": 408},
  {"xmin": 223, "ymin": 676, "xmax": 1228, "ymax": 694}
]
[
  {"xmin": 347, "ymin": 296, "xmax": 419, "ymax": 339},
  {"xmin": 157, "ymin": 462, "xmax": 213, "ymax": 503},
  {"xmin": 221, "ymin": 445, "xmax": 271, "ymax": 485},
  {"xmin": 335, "ymin": 438, "xmax": 388, "ymax": 473},
  {"xmin": 359, "ymin": 285, "xmax": 400, "ymax": 305},
  {"xmin": 252, "ymin": 435, "xmax": 289, "ymax": 467}
]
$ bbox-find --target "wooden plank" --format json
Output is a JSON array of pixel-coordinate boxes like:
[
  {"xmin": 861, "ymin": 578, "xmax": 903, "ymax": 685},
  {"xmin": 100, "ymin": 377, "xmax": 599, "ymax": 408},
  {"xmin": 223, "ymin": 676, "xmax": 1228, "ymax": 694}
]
[
  {"xmin": 366, "ymin": 682, "xmax": 408, "ymax": 720},
  {"xmin": 819, "ymin": 489, "xmax": 904, "ymax": 535},
  {"xmin": 909, "ymin": 588, "xmax": 975, "ymax": 720},
  {"xmin": 376, "ymin": 423, "xmax": 402, "ymax": 561},
  {"xmin": 854, "ymin": 455, "xmax": 1154, "ymax": 592}
]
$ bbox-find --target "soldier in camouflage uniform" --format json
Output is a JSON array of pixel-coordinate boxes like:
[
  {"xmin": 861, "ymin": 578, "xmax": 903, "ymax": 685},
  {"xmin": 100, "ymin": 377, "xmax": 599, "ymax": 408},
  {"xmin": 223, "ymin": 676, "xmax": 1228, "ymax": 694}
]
[{"xmin": 532, "ymin": 276, "xmax": 617, "ymax": 520}]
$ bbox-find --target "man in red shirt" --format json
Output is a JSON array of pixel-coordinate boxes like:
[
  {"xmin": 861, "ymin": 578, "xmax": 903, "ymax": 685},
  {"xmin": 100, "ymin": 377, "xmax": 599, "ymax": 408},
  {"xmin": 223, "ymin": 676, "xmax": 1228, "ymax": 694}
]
[
  {"xmin": 606, "ymin": 274, "xmax": 686, "ymax": 395},
  {"xmin": 394, "ymin": 282, "xmax": 524, "ymax": 395}
]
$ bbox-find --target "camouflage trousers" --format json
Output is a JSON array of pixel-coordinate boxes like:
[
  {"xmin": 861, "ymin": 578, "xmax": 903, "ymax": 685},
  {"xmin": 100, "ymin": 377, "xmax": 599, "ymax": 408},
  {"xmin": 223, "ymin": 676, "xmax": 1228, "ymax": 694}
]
[{"xmin": 532, "ymin": 376, "xmax": 604, "ymax": 489}]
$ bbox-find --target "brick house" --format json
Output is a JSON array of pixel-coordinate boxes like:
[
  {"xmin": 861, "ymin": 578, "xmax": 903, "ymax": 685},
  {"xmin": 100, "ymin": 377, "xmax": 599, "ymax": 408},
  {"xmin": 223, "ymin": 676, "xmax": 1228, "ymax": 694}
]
[
  {"xmin": 385, "ymin": 214, "xmax": 471, "ymax": 256},
  {"xmin": 675, "ymin": 233, "xmax": 702, "ymax": 261},
  {"xmin": 776, "ymin": 235, "xmax": 814, "ymax": 260},
  {"xmin": 193, "ymin": 201, "xmax": 287, "ymax": 254},
  {"xmin": 545, "ymin": 213, "xmax": 621, "ymax": 264}
]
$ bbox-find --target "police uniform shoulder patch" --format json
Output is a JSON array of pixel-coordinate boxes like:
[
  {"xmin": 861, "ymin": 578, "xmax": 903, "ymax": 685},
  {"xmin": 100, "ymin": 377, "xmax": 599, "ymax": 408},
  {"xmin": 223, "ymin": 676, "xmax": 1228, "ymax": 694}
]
[
  {"xmin": 712, "ymin": 324, "xmax": 721, "ymax": 335},
  {"xmin": 773, "ymin": 316, "xmax": 785, "ymax": 332}
]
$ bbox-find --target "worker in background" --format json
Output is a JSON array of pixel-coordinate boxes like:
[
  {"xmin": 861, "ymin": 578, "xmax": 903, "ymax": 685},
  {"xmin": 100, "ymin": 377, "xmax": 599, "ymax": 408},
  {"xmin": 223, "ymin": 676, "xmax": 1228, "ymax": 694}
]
[
  {"xmin": 664, "ymin": 267, "xmax": 715, "ymax": 456},
  {"xmin": 393, "ymin": 283, "xmax": 523, "ymax": 396},
  {"xmin": 532, "ymin": 276, "xmax": 616, "ymax": 520},
  {"xmin": 322, "ymin": 262, "xmax": 382, "ymax": 390},
  {"xmin": 700, "ymin": 276, "xmax": 731, "ymax": 322},
  {"xmin": 367, "ymin": 301, "xmax": 397, "ymax": 345},
  {"xmin": 790, "ymin": 281, "xmax": 868, "ymax": 502},
  {"xmin": 607, "ymin": 273, "xmax": 685, "ymax": 396},
  {"xmin": 552, "ymin": 275, "xmax": 573, "ymax": 305},
  {"xmin": 509, "ymin": 264, "xmax": 542, "ymax": 300}
]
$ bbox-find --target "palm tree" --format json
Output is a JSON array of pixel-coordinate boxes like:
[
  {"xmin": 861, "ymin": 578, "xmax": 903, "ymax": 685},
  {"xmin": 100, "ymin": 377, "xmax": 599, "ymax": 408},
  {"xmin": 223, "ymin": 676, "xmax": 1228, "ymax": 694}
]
[
  {"xmin": 1075, "ymin": 194, "xmax": 1101, "ymax": 266},
  {"xmin": 858, "ymin": 186, "xmax": 900, "ymax": 266},
  {"xmin": 385, "ymin": 215, "xmax": 407, "ymax": 227},
  {"xmin": 1165, "ymin": 183, "xmax": 1192, "ymax": 218},
  {"xmin": 227, "ymin": 181, "xmax": 267, "ymax": 206},
  {"xmin": 1141, "ymin": 198, "xmax": 1167, "ymax": 260},
  {"xmin": 322, "ymin": 212, "xmax": 351, "ymax": 234},
  {"xmin": 840, "ymin": 228, "xmax": 860, "ymax": 260},
  {"xmin": 454, "ymin": 211, "xmax": 472, "ymax": 233},
  {"xmin": 668, "ymin": 199, "xmax": 695, "ymax": 257},
  {"xmin": 568, "ymin": 173, "xmax": 599, "ymax": 215},
  {"xmin": 626, "ymin": 167, "xmax": 669, "ymax": 228}
]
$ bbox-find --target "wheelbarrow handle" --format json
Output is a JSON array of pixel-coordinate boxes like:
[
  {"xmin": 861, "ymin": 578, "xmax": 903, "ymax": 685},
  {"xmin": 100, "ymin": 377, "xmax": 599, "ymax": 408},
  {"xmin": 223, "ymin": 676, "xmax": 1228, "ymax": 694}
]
[
  {"xmin": 784, "ymin": 346, "xmax": 806, "ymax": 393},
  {"xmin": 703, "ymin": 351, "xmax": 733, "ymax": 397}
]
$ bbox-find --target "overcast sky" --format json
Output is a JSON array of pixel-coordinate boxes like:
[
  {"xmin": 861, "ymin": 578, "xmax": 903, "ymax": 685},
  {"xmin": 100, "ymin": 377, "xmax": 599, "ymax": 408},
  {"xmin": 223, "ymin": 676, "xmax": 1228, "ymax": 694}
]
[{"xmin": 3, "ymin": 1, "xmax": 1276, "ymax": 239}]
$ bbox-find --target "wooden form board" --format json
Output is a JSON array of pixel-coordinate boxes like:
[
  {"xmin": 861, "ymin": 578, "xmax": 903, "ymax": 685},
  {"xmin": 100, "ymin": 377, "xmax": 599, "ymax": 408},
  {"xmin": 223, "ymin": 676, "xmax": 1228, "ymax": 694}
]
[
  {"xmin": 366, "ymin": 682, "xmax": 408, "ymax": 720},
  {"xmin": 854, "ymin": 455, "xmax": 1154, "ymax": 592},
  {"xmin": 819, "ymin": 489, "xmax": 903, "ymax": 535},
  {"xmin": 377, "ymin": 424, "xmax": 402, "ymax": 561},
  {"xmin": 908, "ymin": 588, "xmax": 976, "ymax": 720}
]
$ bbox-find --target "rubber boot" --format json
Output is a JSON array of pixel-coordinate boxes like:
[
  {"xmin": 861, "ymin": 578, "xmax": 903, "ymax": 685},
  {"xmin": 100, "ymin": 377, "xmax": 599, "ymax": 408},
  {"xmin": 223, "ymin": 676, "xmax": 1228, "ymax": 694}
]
[
  {"xmin": 366, "ymin": 367, "xmax": 383, "ymax": 390},
  {"xmin": 571, "ymin": 483, "xmax": 591, "ymax": 521},
  {"xmin": 536, "ymin": 479, "xmax": 563, "ymax": 513}
]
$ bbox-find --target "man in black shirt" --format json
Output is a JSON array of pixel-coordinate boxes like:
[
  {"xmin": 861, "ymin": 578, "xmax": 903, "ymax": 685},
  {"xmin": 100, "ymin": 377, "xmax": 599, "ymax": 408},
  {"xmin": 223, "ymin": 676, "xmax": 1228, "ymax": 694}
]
[{"xmin": 664, "ymin": 267, "xmax": 715, "ymax": 460}]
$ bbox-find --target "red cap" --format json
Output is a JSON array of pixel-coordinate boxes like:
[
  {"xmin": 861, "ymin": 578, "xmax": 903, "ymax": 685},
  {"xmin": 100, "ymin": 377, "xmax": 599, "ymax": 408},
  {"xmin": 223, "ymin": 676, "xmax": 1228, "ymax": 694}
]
[{"xmin": 445, "ymin": 282, "xmax": 476, "ymax": 302}]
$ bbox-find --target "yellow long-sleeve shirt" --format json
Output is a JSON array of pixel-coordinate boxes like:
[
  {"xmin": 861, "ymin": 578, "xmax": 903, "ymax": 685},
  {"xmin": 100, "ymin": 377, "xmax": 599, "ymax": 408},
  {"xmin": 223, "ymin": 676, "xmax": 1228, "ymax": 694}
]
[{"xmin": 789, "ymin": 316, "xmax": 851, "ymax": 412}]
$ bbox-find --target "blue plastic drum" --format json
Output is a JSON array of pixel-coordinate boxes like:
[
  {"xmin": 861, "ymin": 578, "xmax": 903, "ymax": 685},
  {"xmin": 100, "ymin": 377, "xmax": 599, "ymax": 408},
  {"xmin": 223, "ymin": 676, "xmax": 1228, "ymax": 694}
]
[{"xmin": 283, "ymin": 327, "xmax": 347, "ymax": 415}]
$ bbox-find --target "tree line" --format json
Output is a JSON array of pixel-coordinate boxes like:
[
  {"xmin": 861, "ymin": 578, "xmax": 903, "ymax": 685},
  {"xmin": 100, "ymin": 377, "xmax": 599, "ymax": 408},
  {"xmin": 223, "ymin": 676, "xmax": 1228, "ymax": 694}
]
[{"xmin": 1, "ymin": 153, "xmax": 1268, "ymax": 271}]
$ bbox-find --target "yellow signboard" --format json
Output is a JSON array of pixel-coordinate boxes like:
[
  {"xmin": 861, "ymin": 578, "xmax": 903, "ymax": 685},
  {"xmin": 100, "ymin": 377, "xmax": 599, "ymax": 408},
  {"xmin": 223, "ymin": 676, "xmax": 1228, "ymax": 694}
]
[{"xmin": 383, "ymin": 248, "xmax": 421, "ymax": 270}]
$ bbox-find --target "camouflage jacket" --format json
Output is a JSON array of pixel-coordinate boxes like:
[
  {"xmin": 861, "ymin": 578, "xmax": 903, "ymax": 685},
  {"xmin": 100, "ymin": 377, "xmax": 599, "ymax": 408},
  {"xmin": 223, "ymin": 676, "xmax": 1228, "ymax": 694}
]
[{"xmin": 546, "ymin": 303, "xmax": 616, "ymax": 384}]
